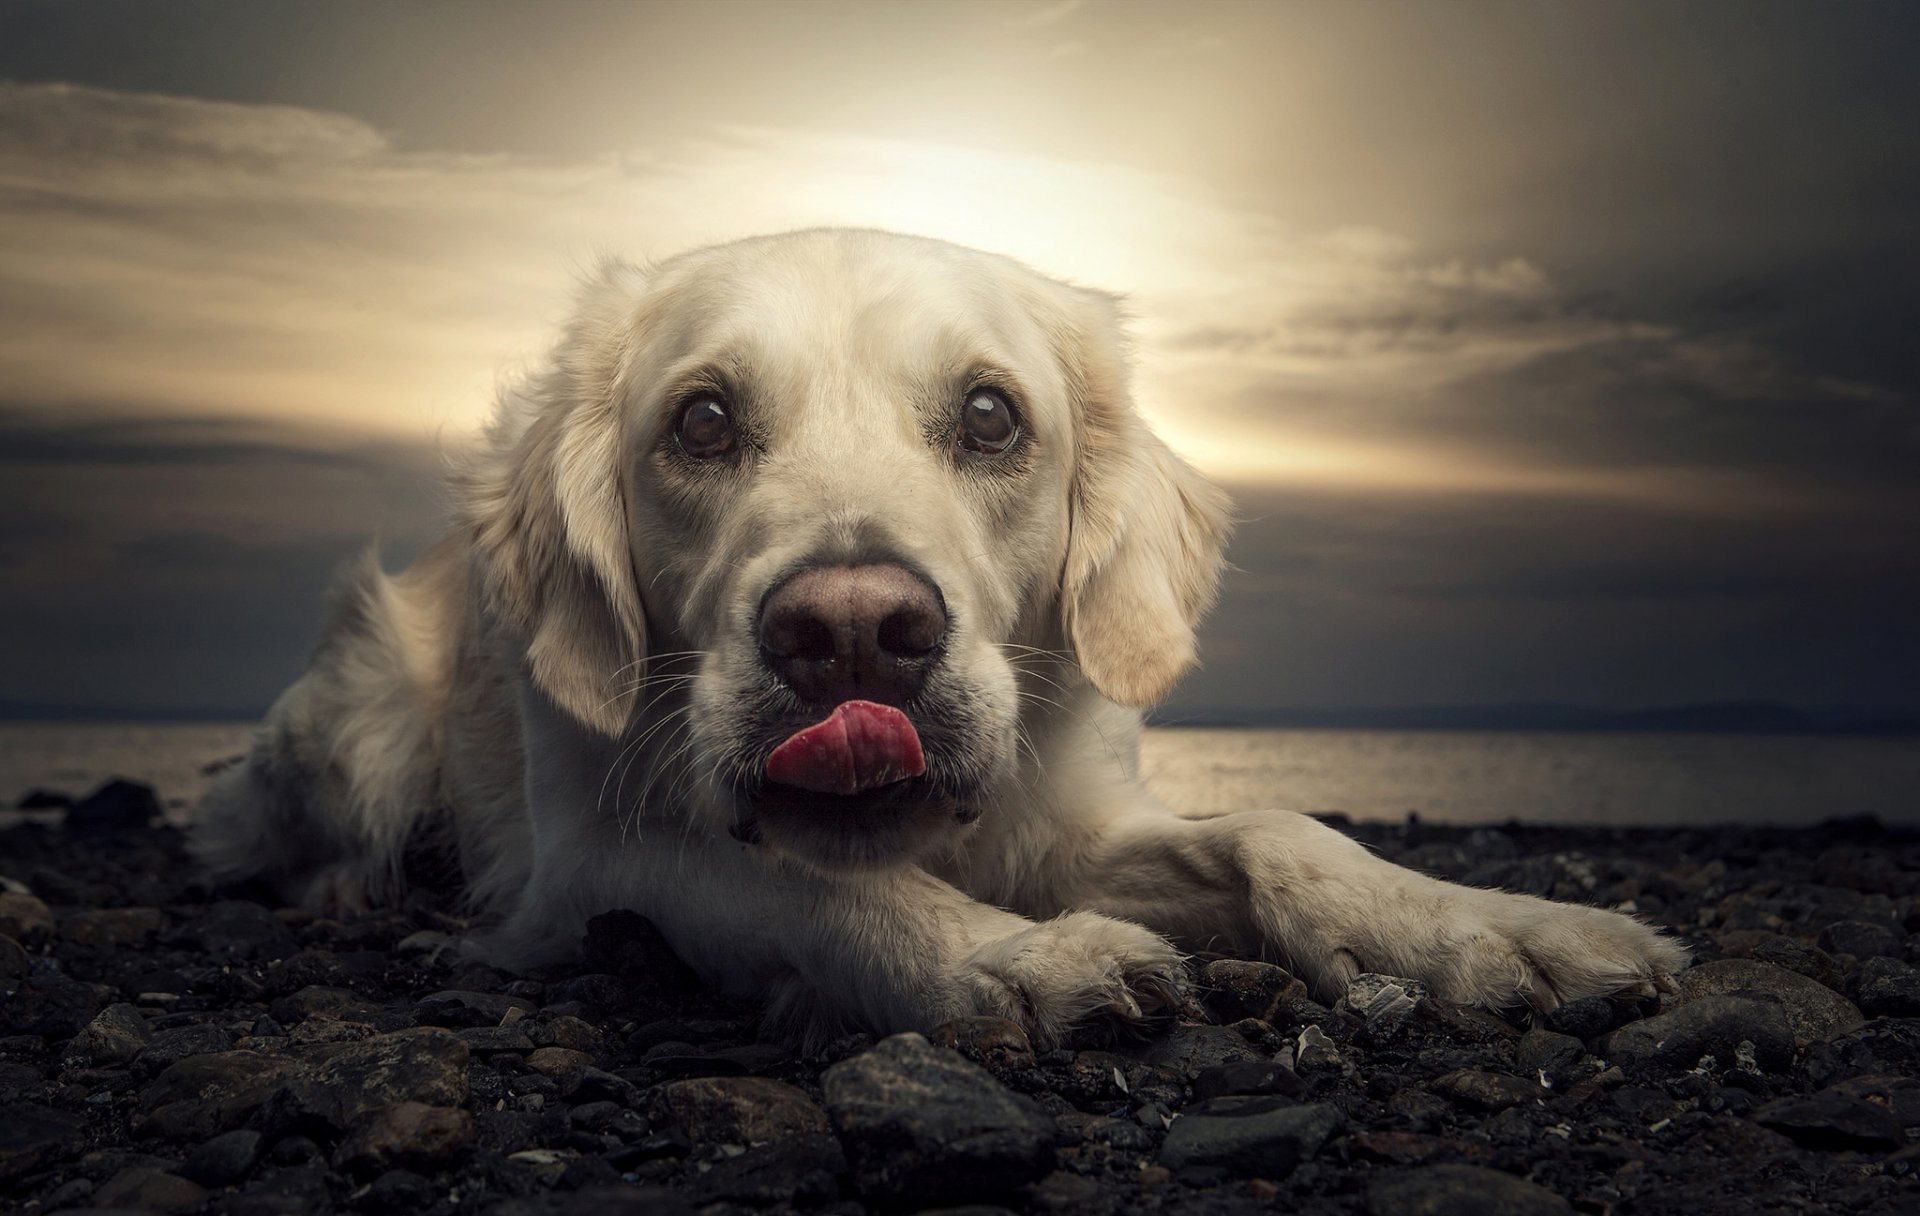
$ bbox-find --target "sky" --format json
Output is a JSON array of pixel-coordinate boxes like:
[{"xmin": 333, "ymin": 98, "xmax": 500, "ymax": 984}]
[{"xmin": 0, "ymin": 0, "xmax": 1916, "ymax": 720}]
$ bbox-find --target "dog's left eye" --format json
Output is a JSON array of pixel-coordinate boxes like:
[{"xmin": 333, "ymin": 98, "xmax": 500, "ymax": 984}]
[
  {"xmin": 676, "ymin": 394, "xmax": 737, "ymax": 459},
  {"xmin": 958, "ymin": 388, "xmax": 1019, "ymax": 456}
]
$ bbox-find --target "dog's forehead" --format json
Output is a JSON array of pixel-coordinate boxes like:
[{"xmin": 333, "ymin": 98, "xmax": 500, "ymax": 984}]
[{"xmin": 656, "ymin": 233, "xmax": 1064, "ymax": 386}]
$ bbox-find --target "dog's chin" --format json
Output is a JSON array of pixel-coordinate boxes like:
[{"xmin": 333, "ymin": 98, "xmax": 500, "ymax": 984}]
[{"xmin": 726, "ymin": 775, "xmax": 978, "ymax": 873}]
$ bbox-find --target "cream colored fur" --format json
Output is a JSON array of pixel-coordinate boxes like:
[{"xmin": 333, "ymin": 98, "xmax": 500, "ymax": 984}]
[{"xmin": 194, "ymin": 229, "xmax": 1686, "ymax": 1045}]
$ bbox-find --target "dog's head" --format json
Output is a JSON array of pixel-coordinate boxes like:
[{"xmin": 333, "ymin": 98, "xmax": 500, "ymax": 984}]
[{"xmin": 464, "ymin": 230, "xmax": 1230, "ymax": 870}]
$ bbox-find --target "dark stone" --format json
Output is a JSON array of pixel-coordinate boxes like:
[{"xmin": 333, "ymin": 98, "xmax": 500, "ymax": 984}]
[
  {"xmin": 196, "ymin": 901, "xmax": 298, "ymax": 962},
  {"xmin": 1818, "ymin": 920, "xmax": 1903, "ymax": 960},
  {"xmin": 659, "ymin": 1076, "xmax": 829, "ymax": 1145},
  {"xmin": 137, "ymin": 1050, "xmax": 305, "ymax": 1139},
  {"xmin": 1157, "ymin": 1096, "xmax": 1341, "ymax": 1175},
  {"xmin": 360, "ymin": 1168, "xmax": 436, "ymax": 1213},
  {"xmin": 1542, "ymin": 995, "xmax": 1626, "ymax": 1040},
  {"xmin": 1143, "ymin": 1022, "xmax": 1262, "ymax": 1078},
  {"xmin": 67, "ymin": 1002, "xmax": 152, "ymax": 1066},
  {"xmin": 1599, "ymin": 993, "xmax": 1794, "ymax": 1074},
  {"xmin": 1191, "ymin": 1060, "xmax": 1304, "ymax": 1102},
  {"xmin": 259, "ymin": 1027, "xmax": 468, "ymax": 1138},
  {"xmin": 692, "ymin": 1132, "xmax": 847, "ymax": 1206},
  {"xmin": 134, "ymin": 1023, "xmax": 233, "ymax": 1076},
  {"xmin": 67, "ymin": 778, "xmax": 162, "ymax": 832},
  {"xmin": 1200, "ymin": 960, "xmax": 1305, "ymax": 1024},
  {"xmin": 0, "ymin": 891, "xmax": 55, "ymax": 943},
  {"xmin": 1514, "ymin": 1028, "xmax": 1584, "ymax": 1075},
  {"xmin": 1856, "ymin": 958, "xmax": 1920, "ymax": 1018},
  {"xmin": 1753, "ymin": 1091, "xmax": 1903, "ymax": 1150},
  {"xmin": 225, "ymin": 1164, "xmax": 334, "ymax": 1216},
  {"xmin": 1678, "ymin": 958, "xmax": 1864, "ymax": 1047},
  {"xmin": 822, "ymin": 1032, "xmax": 1054, "ymax": 1203},
  {"xmin": 92, "ymin": 1166, "xmax": 209, "ymax": 1212},
  {"xmin": 930, "ymin": 1016, "xmax": 1036, "ymax": 1071},
  {"xmin": 0, "ymin": 973, "xmax": 109, "ymax": 1038},
  {"xmin": 0, "ymin": 1102, "xmax": 86, "ymax": 1182},
  {"xmin": 60, "ymin": 907, "xmax": 166, "ymax": 946},
  {"xmin": 16, "ymin": 787, "xmax": 71, "ymax": 809},
  {"xmin": 1429, "ymin": 1069, "xmax": 1547, "ymax": 1112},
  {"xmin": 487, "ymin": 1184, "xmax": 694, "ymax": 1215},
  {"xmin": 179, "ymin": 1128, "xmax": 264, "ymax": 1187},
  {"xmin": 1366, "ymin": 1164, "xmax": 1573, "ymax": 1216},
  {"xmin": 459, "ymin": 1026, "xmax": 537, "ymax": 1054},
  {"xmin": 336, "ymin": 1100, "xmax": 475, "ymax": 1175}
]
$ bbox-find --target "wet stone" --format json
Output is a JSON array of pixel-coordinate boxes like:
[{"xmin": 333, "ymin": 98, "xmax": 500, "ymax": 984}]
[
  {"xmin": 930, "ymin": 1015, "xmax": 1036, "ymax": 1071},
  {"xmin": 179, "ymin": 1127, "xmax": 264, "ymax": 1187},
  {"xmin": 1678, "ymin": 958, "xmax": 1864, "ymax": 1047},
  {"xmin": 93, "ymin": 1166, "xmax": 209, "ymax": 1212},
  {"xmin": 1200, "ymin": 960, "xmax": 1305, "ymax": 1024},
  {"xmin": 1817, "ymin": 919, "xmax": 1903, "ymax": 960},
  {"xmin": 660, "ymin": 1076, "xmax": 829, "ymax": 1145},
  {"xmin": 1157, "ymin": 1096, "xmax": 1341, "ymax": 1175},
  {"xmin": 60, "ymin": 906, "xmax": 166, "ymax": 946},
  {"xmin": 1600, "ymin": 993, "xmax": 1794, "ymax": 1074},
  {"xmin": 1366, "ymin": 1164, "xmax": 1573, "ymax": 1216},
  {"xmin": 823, "ymin": 1032, "xmax": 1054, "ymax": 1203},
  {"xmin": 1514, "ymin": 1028, "xmax": 1584, "ymax": 1076},
  {"xmin": 1753, "ymin": 1090, "xmax": 1903, "ymax": 1150},
  {"xmin": 67, "ymin": 1002, "xmax": 152, "ymax": 1066}
]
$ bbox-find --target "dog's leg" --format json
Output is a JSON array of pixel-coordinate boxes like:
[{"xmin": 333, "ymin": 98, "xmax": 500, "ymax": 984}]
[
  {"xmin": 1047, "ymin": 807, "xmax": 1687, "ymax": 1011},
  {"xmin": 482, "ymin": 833, "xmax": 1185, "ymax": 1048}
]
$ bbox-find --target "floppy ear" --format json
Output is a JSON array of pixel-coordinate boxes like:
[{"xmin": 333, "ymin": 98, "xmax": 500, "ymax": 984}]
[
  {"xmin": 461, "ymin": 262, "xmax": 649, "ymax": 737},
  {"xmin": 1057, "ymin": 292, "xmax": 1233, "ymax": 708}
]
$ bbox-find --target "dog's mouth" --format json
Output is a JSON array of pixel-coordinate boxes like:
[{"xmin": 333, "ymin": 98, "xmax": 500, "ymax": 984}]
[{"xmin": 725, "ymin": 698, "xmax": 982, "ymax": 868}]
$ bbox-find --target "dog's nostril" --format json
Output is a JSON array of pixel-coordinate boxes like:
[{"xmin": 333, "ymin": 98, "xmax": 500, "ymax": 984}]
[
  {"xmin": 769, "ymin": 614, "xmax": 837, "ymax": 661},
  {"xmin": 877, "ymin": 607, "xmax": 940, "ymax": 656}
]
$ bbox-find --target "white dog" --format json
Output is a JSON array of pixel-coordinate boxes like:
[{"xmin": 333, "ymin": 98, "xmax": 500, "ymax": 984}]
[{"xmin": 194, "ymin": 229, "xmax": 1685, "ymax": 1044}]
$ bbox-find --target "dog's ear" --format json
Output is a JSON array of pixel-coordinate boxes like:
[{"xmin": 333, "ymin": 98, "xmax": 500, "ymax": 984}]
[
  {"xmin": 461, "ymin": 261, "xmax": 649, "ymax": 737},
  {"xmin": 1054, "ymin": 289, "xmax": 1233, "ymax": 708}
]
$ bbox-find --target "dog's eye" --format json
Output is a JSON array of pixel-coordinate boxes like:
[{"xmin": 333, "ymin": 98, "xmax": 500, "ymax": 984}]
[
  {"xmin": 958, "ymin": 388, "xmax": 1019, "ymax": 456},
  {"xmin": 676, "ymin": 394, "xmax": 737, "ymax": 459}
]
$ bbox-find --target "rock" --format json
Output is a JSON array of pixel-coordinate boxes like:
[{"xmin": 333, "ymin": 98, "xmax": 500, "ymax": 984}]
[
  {"xmin": 458, "ymin": 1025, "xmax": 536, "ymax": 1053},
  {"xmin": 1158, "ymin": 1097, "xmax": 1341, "ymax": 1175},
  {"xmin": 1600, "ymin": 994, "xmax": 1794, "ymax": 1074},
  {"xmin": 0, "ymin": 933, "xmax": 27, "ymax": 996},
  {"xmin": 67, "ymin": 1002, "xmax": 152, "ymax": 1066},
  {"xmin": 1856, "ymin": 958, "xmax": 1920, "ymax": 1018},
  {"xmin": 60, "ymin": 907, "xmax": 166, "ymax": 946},
  {"xmin": 691, "ymin": 1132, "xmax": 847, "ymax": 1206},
  {"xmin": 0, "ymin": 973, "xmax": 109, "ymax": 1037},
  {"xmin": 179, "ymin": 1128, "xmax": 264, "ymax": 1187},
  {"xmin": 67, "ymin": 778, "xmax": 162, "ymax": 831},
  {"xmin": 1753, "ymin": 1091, "xmax": 1903, "ymax": 1150},
  {"xmin": 1678, "ymin": 959, "xmax": 1864, "ymax": 1046},
  {"xmin": 1515, "ymin": 1028, "xmax": 1584, "ymax": 1075},
  {"xmin": 1818, "ymin": 920, "xmax": 1903, "ymax": 960},
  {"xmin": 338, "ymin": 1100, "xmax": 475, "ymax": 1175},
  {"xmin": 225, "ymin": 1164, "xmax": 333, "ymax": 1216},
  {"xmin": 1541, "ymin": 995, "xmax": 1626, "ymax": 1040},
  {"xmin": 1430, "ymin": 1070, "xmax": 1547, "ymax": 1112},
  {"xmin": 0, "ymin": 890, "xmax": 54, "ymax": 942},
  {"xmin": 0, "ymin": 1103, "xmax": 86, "ymax": 1182},
  {"xmin": 92, "ymin": 1166, "xmax": 209, "ymax": 1212},
  {"xmin": 416, "ymin": 989, "xmax": 536, "ymax": 1024},
  {"xmin": 525, "ymin": 1046, "xmax": 594, "ymax": 1077},
  {"xmin": 138, "ymin": 1050, "xmax": 305, "ymax": 1139},
  {"xmin": 1347, "ymin": 1131, "xmax": 1497, "ymax": 1166},
  {"xmin": 1366, "ymin": 1164, "xmax": 1572, "ymax": 1216},
  {"xmin": 660, "ymin": 1076, "xmax": 829, "ymax": 1145},
  {"xmin": 822, "ymin": 1032, "xmax": 1054, "ymax": 1202},
  {"xmin": 15, "ymin": 787, "xmax": 71, "ymax": 809},
  {"xmin": 196, "ymin": 901, "xmax": 298, "ymax": 961},
  {"xmin": 1200, "ymin": 960, "xmax": 1305, "ymax": 1024},
  {"xmin": 1339, "ymin": 973, "xmax": 1429, "ymax": 1038},
  {"xmin": 1191, "ymin": 1060, "xmax": 1304, "ymax": 1102},
  {"xmin": 930, "ymin": 1016, "xmax": 1036, "ymax": 1071},
  {"xmin": 135, "ymin": 1023, "xmax": 233, "ymax": 1075},
  {"xmin": 1142, "ymin": 1023, "xmax": 1263, "ymax": 1077},
  {"xmin": 274, "ymin": 1027, "xmax": 470, "ymax": 1133},
  {"xmin": 1294, "ymin": 1024, "xmax": 1342, "ymax": 1070},
  {"xmin": 487, "ymin": 1184, "xmax": 695, "ymax": 1215}
]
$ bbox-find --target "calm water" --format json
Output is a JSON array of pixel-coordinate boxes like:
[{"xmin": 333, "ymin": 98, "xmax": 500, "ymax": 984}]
[{"xmin": 2, "ymin": 722, "xmax": 1916, "ymax": 827}]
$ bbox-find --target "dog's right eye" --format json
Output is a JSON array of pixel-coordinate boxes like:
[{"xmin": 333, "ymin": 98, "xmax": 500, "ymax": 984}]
[{"xmin": 675, "ymin": 395, "xmax": 737, "ymax": 459}]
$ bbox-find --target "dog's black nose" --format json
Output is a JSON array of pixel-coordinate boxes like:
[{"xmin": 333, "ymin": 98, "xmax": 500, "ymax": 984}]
[{"xmin": 759, "ymin": 563, "xmax": 947, "ymax": 705}]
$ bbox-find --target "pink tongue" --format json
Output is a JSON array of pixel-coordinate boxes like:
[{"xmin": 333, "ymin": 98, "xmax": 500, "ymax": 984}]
[{"xmin": 766, "ymin": 700, "xmax": 926, "ymax": 796}]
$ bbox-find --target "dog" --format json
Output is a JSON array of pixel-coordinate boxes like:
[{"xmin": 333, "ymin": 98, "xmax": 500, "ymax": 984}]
[{"xmin": 194, "ymin": 228, "xmax": 1686, "ymax": 1044}]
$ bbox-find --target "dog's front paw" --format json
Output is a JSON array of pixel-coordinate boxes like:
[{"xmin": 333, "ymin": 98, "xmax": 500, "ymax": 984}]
[
  {"xmin": 959, "ymin": 911, "xmax": 1186, "ymax": 1047},
  {"xmin": 1322, "ymin": 885, "xmax": 1688, "ymax": 1013}
]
